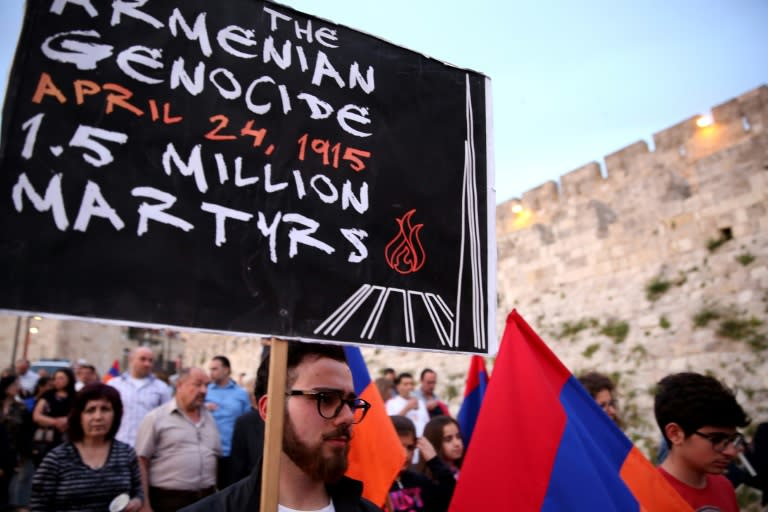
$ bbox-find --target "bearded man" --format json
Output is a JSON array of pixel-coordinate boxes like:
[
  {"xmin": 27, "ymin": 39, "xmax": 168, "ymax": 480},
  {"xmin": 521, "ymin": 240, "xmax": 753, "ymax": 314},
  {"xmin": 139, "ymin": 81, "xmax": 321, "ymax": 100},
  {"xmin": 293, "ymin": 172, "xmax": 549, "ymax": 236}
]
[{"xmin": 181, "ymin": 342, "xmax": 378, "ymax": 512}]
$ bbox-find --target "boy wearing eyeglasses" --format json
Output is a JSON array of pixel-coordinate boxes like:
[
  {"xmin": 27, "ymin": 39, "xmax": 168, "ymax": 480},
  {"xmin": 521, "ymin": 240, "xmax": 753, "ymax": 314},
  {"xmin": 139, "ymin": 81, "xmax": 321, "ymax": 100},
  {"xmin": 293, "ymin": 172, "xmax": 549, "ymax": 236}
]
[{"xmin": 654, "ymin": 372, "xmax": 750, "ymax": 512}]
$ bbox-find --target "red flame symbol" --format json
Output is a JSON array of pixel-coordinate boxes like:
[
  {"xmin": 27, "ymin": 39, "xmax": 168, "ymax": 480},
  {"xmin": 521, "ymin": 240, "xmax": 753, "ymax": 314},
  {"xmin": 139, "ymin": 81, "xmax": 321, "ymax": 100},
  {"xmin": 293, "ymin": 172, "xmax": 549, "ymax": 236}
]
[{"xmin": 384, "ymin": 209, "xmax": 426, "ymax": 274}]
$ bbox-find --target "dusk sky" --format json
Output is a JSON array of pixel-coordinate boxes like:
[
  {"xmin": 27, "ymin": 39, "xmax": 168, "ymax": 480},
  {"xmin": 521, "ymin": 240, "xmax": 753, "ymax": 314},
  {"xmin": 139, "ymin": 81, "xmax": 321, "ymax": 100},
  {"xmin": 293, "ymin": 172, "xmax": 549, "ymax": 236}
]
[{"xmin": 1, "ymin": 1, "xmax": 766, "ymax": 203}]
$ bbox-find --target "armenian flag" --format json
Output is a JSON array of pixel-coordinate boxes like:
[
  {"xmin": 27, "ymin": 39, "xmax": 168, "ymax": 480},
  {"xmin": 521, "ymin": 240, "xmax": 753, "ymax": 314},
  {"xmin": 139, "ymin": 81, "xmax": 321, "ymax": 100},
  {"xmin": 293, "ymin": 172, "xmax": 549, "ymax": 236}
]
[
  {"xmin": 449, "ymin": 311, "xmax": 692, "ymax": 511},
  {"xmin": 456, "ymin": 355, "xmax": 488, "ymax": 449},
  {"xmin": 343, "ymin": 346, "xmax": 405, "ymax": 507},
  {"xmin": 102, "ymin": 359, "xmax": 120, "ymax": 383}
]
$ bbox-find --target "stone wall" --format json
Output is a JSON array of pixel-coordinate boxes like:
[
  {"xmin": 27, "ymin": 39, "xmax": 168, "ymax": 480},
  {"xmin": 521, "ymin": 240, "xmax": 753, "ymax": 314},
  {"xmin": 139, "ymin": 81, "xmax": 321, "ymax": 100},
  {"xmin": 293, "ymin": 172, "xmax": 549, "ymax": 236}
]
[{"xmin": 496, "ymin": 85, "xmax": 768, "ymax": 450}]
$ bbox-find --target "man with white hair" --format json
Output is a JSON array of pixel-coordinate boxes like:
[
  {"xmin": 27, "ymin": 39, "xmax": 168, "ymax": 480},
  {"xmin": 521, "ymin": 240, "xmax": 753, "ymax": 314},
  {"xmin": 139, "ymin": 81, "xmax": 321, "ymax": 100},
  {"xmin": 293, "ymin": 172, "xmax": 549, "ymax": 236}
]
[{"xmin": 108, "ymin": 346, "xmax": 171, "ymax": 446}]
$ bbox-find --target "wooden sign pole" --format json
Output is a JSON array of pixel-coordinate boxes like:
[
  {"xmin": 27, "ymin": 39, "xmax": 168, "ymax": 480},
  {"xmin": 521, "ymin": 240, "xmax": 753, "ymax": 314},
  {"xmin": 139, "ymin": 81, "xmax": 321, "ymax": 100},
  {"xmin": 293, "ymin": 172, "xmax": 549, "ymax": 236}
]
[{"xmin": 260, "ymin": 338, "xmax": 288, "ymax": 512}]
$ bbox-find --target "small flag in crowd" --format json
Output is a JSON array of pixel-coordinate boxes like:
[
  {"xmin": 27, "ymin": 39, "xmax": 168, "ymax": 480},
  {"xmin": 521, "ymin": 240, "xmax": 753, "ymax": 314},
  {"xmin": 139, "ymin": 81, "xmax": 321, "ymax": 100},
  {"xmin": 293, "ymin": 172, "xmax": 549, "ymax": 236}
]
[
  {"xmin": 102, "ymin": 359, "xmax": 120, "ymax": 383},
  {"xmin": 449, "ymin": 310, "xmax": 693, "ymax": 511},
  {"xmin": 456, "ymin": 355, "xmax": 488, "ymax": 449},
  {"xmin": 343, "ymin": 346, "xmax": 405, "ymax": 508}
]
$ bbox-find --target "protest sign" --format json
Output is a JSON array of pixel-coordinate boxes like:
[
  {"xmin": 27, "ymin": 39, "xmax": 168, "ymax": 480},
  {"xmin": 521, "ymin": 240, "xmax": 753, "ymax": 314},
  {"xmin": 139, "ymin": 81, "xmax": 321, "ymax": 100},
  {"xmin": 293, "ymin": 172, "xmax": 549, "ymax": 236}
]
[{"xmin": 0, "ymin": 1, "xmax": 494, "ymax": 353}]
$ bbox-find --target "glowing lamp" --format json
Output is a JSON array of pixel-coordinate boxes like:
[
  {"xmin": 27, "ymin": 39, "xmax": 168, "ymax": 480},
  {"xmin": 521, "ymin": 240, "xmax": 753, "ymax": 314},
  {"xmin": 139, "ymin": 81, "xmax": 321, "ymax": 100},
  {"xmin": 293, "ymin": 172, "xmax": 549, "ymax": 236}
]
[{"xmin": 696, "ymin": 114, "xmax": 714, "ymax": 128}]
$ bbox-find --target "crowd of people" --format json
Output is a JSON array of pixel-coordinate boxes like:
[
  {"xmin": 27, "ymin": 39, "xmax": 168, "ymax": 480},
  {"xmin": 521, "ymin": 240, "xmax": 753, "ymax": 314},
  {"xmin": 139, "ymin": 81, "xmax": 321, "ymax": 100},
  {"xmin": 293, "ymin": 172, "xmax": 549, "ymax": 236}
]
[{"xmin": 0, "ymin": 348, "xmax": 765, "ymax": 511}]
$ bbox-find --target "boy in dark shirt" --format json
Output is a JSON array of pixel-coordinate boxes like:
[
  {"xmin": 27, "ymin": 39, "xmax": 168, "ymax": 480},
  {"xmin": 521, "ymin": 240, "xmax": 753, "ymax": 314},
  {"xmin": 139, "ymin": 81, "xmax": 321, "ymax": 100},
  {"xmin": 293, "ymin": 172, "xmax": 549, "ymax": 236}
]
[{"xmin": 388, "ymin": 415, "xmax": 455, "ymax": 512}]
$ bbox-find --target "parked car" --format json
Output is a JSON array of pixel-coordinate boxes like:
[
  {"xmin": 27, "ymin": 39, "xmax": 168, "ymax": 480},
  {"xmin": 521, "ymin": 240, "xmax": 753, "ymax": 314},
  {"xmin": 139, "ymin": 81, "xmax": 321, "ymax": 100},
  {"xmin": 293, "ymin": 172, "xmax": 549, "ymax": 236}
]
[{"xmin": 30, "ymin": 359, "xmax": 71, "ymax": 376}]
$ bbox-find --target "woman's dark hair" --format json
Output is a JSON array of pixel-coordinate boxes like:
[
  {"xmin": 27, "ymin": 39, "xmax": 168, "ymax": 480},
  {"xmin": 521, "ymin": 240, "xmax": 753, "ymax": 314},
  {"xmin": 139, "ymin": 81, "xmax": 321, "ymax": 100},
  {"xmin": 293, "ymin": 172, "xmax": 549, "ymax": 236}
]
[
  {"xmin": 0, "ymin": 375, "xmax": 18, "ymax": 397},
  {"xmin": 67, "ymin": 383, "xmax": 124, "ymax": 442},
  {"xmin": 423, "ymin": 415, "xmax": 463, "ymax": 467},
  {"xmin": 53, "ymin": 367, "xmax": 77, "ymax": 397},
  {"xmin": 391, "ymin": 415, "xmax": 416, "ymax": 438},
  {"xmin": 33, "ymin": 375, "xmax": 51, "ymax": 397},
  {"xmin": 577, "ymin": 371, "xmax": 615, "ymax": 398}
]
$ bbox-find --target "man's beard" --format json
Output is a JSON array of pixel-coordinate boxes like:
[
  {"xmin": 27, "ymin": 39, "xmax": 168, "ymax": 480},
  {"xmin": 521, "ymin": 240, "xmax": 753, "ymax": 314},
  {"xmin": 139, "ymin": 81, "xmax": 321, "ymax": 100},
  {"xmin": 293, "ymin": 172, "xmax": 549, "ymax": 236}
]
[{"xmin": 283, "ymin": 416, "xmax": 350, "ymax": 483}]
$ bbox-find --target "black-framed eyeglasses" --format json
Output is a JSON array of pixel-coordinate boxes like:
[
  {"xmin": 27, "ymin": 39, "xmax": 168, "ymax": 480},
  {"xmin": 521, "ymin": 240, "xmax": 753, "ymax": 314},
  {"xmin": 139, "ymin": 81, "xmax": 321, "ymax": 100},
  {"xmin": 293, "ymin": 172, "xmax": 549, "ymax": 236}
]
[
  {"xmin": 693, "ymin": 431, "xmax": 745, "ymax": 452},
  {"xmin": 286, "ymin": 390, "xmax": 371, "ymax": 424}
]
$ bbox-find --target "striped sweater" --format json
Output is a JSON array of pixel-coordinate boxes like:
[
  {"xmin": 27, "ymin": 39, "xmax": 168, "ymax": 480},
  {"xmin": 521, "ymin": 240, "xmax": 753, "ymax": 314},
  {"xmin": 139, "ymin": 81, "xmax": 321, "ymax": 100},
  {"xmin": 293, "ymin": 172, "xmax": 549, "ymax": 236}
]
[{"xmin": 30, "ymin": 440, "xmax": 143, "ymax": 512}]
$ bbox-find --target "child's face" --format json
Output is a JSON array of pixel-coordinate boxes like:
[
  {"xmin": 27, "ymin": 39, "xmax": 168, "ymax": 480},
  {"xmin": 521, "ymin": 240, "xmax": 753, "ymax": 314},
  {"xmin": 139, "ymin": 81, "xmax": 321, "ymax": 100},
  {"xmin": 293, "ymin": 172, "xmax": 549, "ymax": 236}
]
[
  {"xmin": 441, "ymin": 422, "xmax": 464, "ymax": 463},
  {"xmin": 398, "ymin": 433, "xmax": 416, "ymax": 472}
]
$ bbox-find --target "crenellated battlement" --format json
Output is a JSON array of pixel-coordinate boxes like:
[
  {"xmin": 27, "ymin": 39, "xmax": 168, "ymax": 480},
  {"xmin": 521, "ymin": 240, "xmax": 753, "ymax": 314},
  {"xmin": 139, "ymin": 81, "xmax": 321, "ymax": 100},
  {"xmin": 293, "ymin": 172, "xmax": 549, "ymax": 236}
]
[
  {"xmin": 505, "ymin": 85, "xmax": 768, "ymax": 215},
  {"xmin": 495, "ymin": 85, "xmax": 768, "ymax": 453}
]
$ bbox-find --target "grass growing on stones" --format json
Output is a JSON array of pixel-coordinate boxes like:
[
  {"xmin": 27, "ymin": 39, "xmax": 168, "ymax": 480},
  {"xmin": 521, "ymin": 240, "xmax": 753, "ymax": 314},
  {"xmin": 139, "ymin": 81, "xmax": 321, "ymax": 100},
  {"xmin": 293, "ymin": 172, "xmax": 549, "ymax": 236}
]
[
  {"xmin": 600, "ymin": 319, "xmax": 629, "ymax": 344},
  {"xmin": 736, "ymin": 252, "xmax": 755, "ymax": 266},
  {"xmin": 645, "ymin": 277, "xmax": 671, "ymax": 302}
]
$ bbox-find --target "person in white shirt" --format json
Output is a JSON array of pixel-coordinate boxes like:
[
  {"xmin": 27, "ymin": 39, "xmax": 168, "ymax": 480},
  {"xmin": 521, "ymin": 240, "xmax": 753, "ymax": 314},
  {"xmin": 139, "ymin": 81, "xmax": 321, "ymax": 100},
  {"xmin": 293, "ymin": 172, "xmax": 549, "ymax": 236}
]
[
  {"xmin": 108, "ymin": 347, "xmax": 171, "ymax": 447},
  {"xmin": 386, "ymin": 372, "xmax": 430, "ymax": 436},
  {"xmin": 15, "ymin": 359, "xmax": 39, "ymax": 398},
  {"xmin": 74, "ymin": 363, "xmax": 99, "ymax": 391}
]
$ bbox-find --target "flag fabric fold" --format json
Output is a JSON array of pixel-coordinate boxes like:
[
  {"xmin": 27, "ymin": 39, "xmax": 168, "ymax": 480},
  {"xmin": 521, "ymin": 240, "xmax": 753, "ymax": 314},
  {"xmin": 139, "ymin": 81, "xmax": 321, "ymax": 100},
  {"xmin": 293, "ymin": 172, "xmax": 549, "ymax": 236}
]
[
  {"xmin": 343, "ymin": 346, "xmax": 405, "ymax": 507},
  {"xmin": 449, "ymin": 310, "xmax": 693, "ymax": 511},
  {"xmin": 456, "ymin": 355, "xmax": 488, "ymax": 449},
  {"xmin": 102, "ymin": 359, "xmax": 120, "ymax": 383}
]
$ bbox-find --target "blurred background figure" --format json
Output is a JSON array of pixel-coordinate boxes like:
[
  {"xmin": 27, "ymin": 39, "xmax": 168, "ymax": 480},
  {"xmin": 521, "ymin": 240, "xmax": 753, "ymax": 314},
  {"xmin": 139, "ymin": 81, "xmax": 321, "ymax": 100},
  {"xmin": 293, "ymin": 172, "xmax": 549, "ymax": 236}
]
[
  {"xmin": 578, "ymin": 371, "xmax": 623, "ymax": 428},
  {"xmin": 387, "ymin": 373, "xmax": 429, "ymax": 437},
  {"xmin": 229, "ymin": 364, "xmax": 267, "ymax": 484},
  {"xmin": 30, "ymin": 383, "xmax": 143, "ymax": 512},
  {"xmin": 75, "ymin": 363, "xmax": 99, "ymax": 391},
  {"xmin": 14, "ymin": 360, "xmax": 38, "ymax": 399},
  {"xmin": 206, "ymin": 355, "xmax": 250, "ymax": 488},
  {"xmin": 1, "ymin": 375, "xmax": 33, "ymax": 510},
  {"xmin": 413, "ymin": 369, "xmax": 450, "ymax": 419},
  {"xmin": 31, "ymin": 368, "xmax": 76, "ymax": 466},
  {"xmin": 108, "ymin": 347, "xmax": 172, "ymax": 448}
]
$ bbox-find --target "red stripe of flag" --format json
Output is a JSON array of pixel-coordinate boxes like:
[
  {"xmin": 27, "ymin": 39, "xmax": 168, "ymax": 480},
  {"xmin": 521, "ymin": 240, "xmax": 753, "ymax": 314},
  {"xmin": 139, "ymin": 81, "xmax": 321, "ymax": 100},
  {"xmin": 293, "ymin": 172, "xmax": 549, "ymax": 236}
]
[{"xmin": 449, "ymin": 311, "xmax": 692, "ymax": 511}]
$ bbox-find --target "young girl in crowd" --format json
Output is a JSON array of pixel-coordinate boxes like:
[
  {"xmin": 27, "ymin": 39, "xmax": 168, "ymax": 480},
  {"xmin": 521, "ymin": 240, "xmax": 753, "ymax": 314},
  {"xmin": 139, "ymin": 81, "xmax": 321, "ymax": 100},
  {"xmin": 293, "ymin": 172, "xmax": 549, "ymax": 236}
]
[{"xmin": 421, "ymin": 416, "xmax": 464, "ymax": 480}]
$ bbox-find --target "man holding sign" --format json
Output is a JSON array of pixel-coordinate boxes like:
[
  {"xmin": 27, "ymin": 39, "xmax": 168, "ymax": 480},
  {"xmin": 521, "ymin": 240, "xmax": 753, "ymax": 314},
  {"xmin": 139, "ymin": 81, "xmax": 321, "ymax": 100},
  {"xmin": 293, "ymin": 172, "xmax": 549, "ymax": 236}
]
[{"xmin": 181, "ymin": 342, "xmax": 379, "ymax": 511}]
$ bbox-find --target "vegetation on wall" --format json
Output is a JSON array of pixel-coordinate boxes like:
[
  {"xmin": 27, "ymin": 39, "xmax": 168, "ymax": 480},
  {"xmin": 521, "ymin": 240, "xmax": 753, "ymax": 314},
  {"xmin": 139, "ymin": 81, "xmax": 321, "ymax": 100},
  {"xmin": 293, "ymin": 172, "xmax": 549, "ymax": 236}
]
[
  {"xmin": 693, "ymin": 306, "xmax": 767, "ymax": 352},
  {"xmin": 600, "ymin": 319, "xmax": 629, "ymax": 344},
  {"xmin": 645, "ymin": 277, "xmax": 671, "ymax": 302},
  {"xmin": 582, "ymin": 343, "xmax": 601, "ymax": 358},
  {"xmin": 693, "ymin": 307, "xmax": 721, "ymax": 327},
  {"xmin": 559, "ymin": 318, "xmax": 598, "ymax": 338},
  {"xmin": 736, "ymin": 252, "xmax": 755, "ymax": 266}
]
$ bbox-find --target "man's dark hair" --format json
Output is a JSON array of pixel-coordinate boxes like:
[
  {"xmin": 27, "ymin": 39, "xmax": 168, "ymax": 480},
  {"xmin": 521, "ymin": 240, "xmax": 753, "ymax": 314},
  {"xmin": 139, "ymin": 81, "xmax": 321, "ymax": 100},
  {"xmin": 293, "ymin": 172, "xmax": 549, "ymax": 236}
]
[
  {"xmin": 391, "ymin": 415, "xmax": 416, "ymax": 437},
  {"xmin": 213, "ymin": 355, "xmax": 231, "ymax": 370},
  {"xmin": 79, "ymin": 364, "xmax": 96, "ymax": 373},
  {"xmin": 254, "ymin": 362, "xmax": 268, "ymax": 399},
  {"xmin": 257, "ymin": 342, "xmax": 348, "ymax": 391},
  {"xmin": 67, "ymin": 383, "xmax": 123, "ymax": 442},
  {"xmin": 578, "ymin": 371, "xmax": 615, "ymax": 398},
  {"xmin": 382, "ymin": 368, "xmax": 395, "ymax": 376},
  {"xmin": 420, "ymin": 368, "xmax": 435, "ymax": 381},
  {"xmin": 395, "ymin": 372, "xmax": 413, "ymax": 385},
  {"xmin": 654, "ymin": 372, "xmax": 750, "ymax": 444}
]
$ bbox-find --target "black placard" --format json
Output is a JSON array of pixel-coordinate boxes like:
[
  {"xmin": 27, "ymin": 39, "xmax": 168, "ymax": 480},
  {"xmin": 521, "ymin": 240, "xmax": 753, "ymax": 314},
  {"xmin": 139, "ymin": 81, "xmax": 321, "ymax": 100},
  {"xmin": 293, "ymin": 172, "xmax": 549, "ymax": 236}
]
[{"xmin": 0, "ymin": 1, "xmax": 493, "ymax": 353}]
